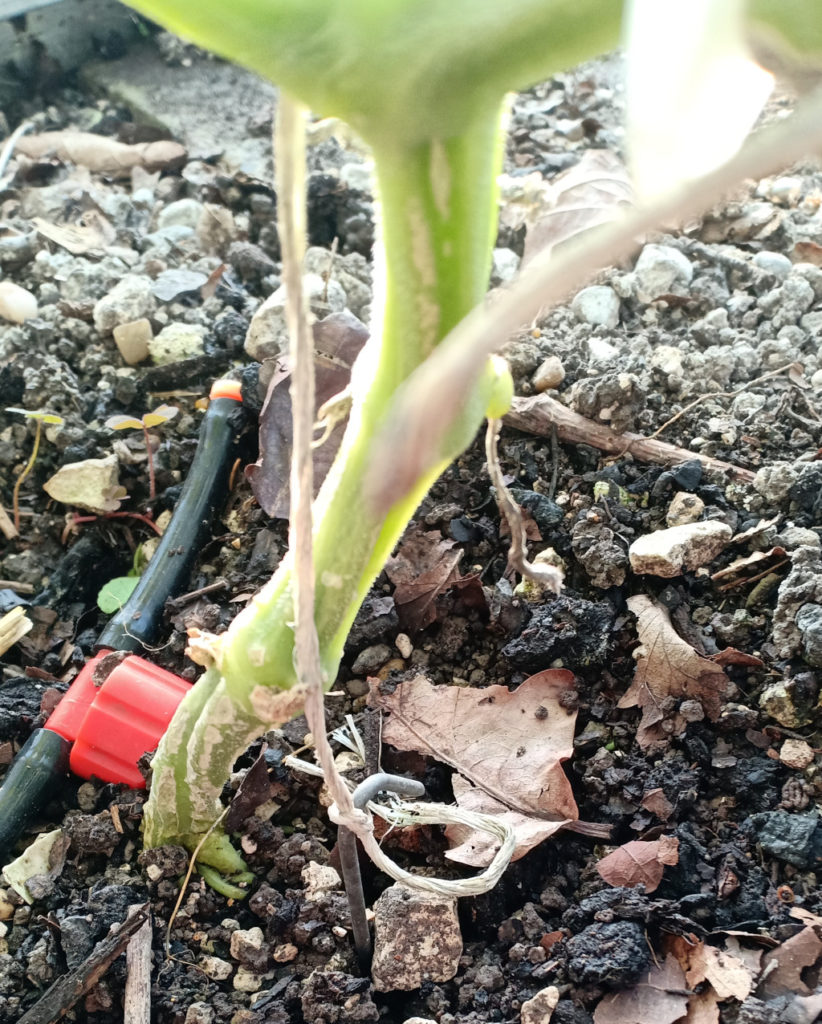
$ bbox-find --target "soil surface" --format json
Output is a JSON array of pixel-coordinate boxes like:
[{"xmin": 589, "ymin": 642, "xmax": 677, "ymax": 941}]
[{"xmin": 1, "ymin": 34, "xmax": 822, "ymax": 1024}]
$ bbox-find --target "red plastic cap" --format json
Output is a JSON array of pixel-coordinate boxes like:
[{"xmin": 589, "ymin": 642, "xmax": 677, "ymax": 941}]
[
  {"xmin": 209, "ymin": 378, "xmax": 243, "ymax": 402},
  {"xmin": 68, "ymin": 655, "xmax": 191, "ymax": 789}
]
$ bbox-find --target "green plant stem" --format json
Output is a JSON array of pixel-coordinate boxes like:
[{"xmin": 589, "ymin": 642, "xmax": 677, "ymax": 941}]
[
  {"xmin": 12, "ymin": 419, "xmax": 42, "ymax": 530},
  {"xmin": 143, "ymin": 108, "xmax": 508, "ymax": 859}
]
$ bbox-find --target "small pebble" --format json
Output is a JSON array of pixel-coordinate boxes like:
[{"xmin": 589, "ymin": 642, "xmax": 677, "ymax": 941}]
[
  {"xmin": 148, "ymin": 322, "xmax": 207, "ymax": 365},
  {"xmin": 571, "ymin": 285, "xmax": 620, "ymax": 328},
  {"xmin": 272, "ymin": 943, "xmax": 298, "ymax": 963},
  {"xmin": 533, "ymin": 355, "xmax": 566, "ymax": 392},
  {"xmin": 233, "ymin": 966, "xmax": 263, "ymax": 993},
  {"xmin": 629, "ymin": 521, "xmax": 732, "ymax": 577},
  {"xmin": 769, "ymin": 176, "xmax": 802, "ymax": 205},
  {"xmin": 351, "ymin": 643, "xmax": 392, "ymax": 675},
  {"xmin": 184, "ymin": 1003, "xmax": 214, "ymax": 1024},
  {"xmin": 666, "ymin": 491, "xmax": 704, "ymax": 527},
  {"xmin": 0, "ymin": 280, "xmax": 37, "ymax": 323},
  {"xmin": 633, "ymin": 243, "xmax": 693, "ymax": 300},
  {"xmin": 754, "ymin": 251, "xmax": 792, "ymax": 278},
  {"xmin": 371, "ymin": 883, "xmax": 462, "ymax": 992},
  {"xmin": 395, "ymin": 633, "xmax": 413, "ymax": 659},
  {"xmin": 199, "ymin": 956, "xmax": 233, "ymax": 981},
  {"xmin": 113, "ymin": 318, "xmax": 152, "ymax": 365},
  {"xmin": 650, "ymin": 344, "xmax": 683, "ymax": 376},
  {"xmin": 779, "ymin": 739, "xmax": 814, "ymax": 770},
  {"xmin": 521, "ymin": 986, "xmax": 560, "ymax": 1024}
]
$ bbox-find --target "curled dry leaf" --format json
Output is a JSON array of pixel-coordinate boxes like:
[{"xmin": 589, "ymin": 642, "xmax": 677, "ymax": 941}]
[
  {"xmin": 620, "ymin": 595, "xmax": 734, "ymax": 750},
  {"xmin": 385, "ymin": 528, "xmax": 463, "ymax": 633},
  {"xmin": 368, "ymin": 669, "xmax": 579, "ymax": 867},
  {"xmin": 522, "ymin": 149, "xmax": 633, "ymax": 266},
  {"xmin": 16, "ymin": 131, "xmax": 186, "ymax": 177},
  {"xmin": 246, "ymin": 312, "xmax": 369, "ymax": 518},
  {"xmin": 596, "ymin": 836, "xmax": 679, "ymax": 894},
  {"xmin": 593, "ymin": 954, "xmax": 689, "ymax": 1024}
]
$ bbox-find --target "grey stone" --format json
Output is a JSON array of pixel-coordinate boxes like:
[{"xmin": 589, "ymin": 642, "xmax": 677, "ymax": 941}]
[
  {"xmin": 746, "ymin": 810, "xmax": 820, "ymax": 868},
  {"xmin": 151, "ymin": 268, "xmax": 209, "ymax": 302},
  {"xmin": 753, "ymin": 462, "xmax": 799, "ymax": 505},
  {"xmin": 184, "ymin": 1003, "xmax": 215, "ymax": 1024},
  {"xmin": 371, "ymin": 884, "xmax": 462, "ymax": 992},
  {"xmin": 490, "ymin": 247, "xmax": 520, "ymax": 285},
  {"xmin": 633, "ymin": 243, "xmax": 693, "ymax": 300},
  {"xmin": 776, "ymin": 527, "xmax": 820, "ymax": 550},
  {"xmin": 666, "ymin": 492, "xmax": 704, "ymax": 527},
  {"xmin": 351, "ymin": 643, "xmax": 392, "ymax": 676},
  {"xmin": 571, "ymin": 285, "xmax": 620, "ymax": 327},
  {"xmin": 245, "ymin": 274, "xmax": 347, "ymax": 361},
  {"xmin": 753, "ymin": 251, "xmax": 792, "ymax": 277},
  {"xmin": 796, "ymin": 603, "xmax": 822, "ymax": 668},
  {"xmin": 629, "ymin": 521, "xmax": 732, "ymax": 577},
  {"xmin": 93, "ymin": 274, "xmax": 156, "ymax": 333}
]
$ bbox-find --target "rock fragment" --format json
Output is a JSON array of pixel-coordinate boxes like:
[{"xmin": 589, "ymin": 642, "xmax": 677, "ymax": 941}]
[
  {"xmin": 533, "ymin": 354, "xmax": 565, "ymax": 392},
  {"xmin": 43, "ymin": 454, "xmax": 126, "ymax": 514},
  {"xmin": 666, "ymin": 491, "xmax": 704, "ymax": 527},
  {"xmin": 93, "ymin": 275, "xmax": 156, "ymax": 333},
  {"xmin": 245, "ymin": 273, "xmax": 347, "ymax": 361},
  {"xmin": 780, "ymin": 739, "xmax": 815, "ymax": 770},
  {"xmin": 148, "ymin": 322, "xmax": 207, "ymax": 364},
  {"xmin": 521, "ymin": 986, "xmax": 560, "ymax": 1024},
  {"xmin": 0, "ymin": 281, "xmax": 38, "ymax": 323},
  {"xmin": 371, "ymin": 884, "xmax": 462, "ymax": 992},
  {"xmin": 571, "ymin": 284, "xmax": 620, "ymax": 327},
  {"xmin": 633, "ymin": 243, "xmax": 693, "ymax": 301},
  {"xmin": 629, "ymin": 521, "xmax": 732, "ymax": 577},
  {"xmin": 113, "ymin": 318, "xmax": 152, "ymax": 365}
]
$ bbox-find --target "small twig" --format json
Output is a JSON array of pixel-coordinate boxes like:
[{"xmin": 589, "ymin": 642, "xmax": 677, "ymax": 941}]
[
  {"xmin": 485, "ymin": 418, "xmax": 563, "ymax": 594},
  {"xmin": 166, "ymin": 578, "xmax": 228, "ymax": 610},
  {"xmin": 18, "ymin": 906, "xmax": 149, "ymax": 1024},
  {"xmin": 0, "ymin": 579, "xmax": 34, "ymax": 593},
  {"xmin": 505, "ymin": 394, "xmax": 755, "ymax": 483},
  {"xmin": 124, "ymin": 904, "xmax": 152, "ymax": 1024},
  {"xmin": 0, "ymin": 502, "xmax": 18, "ymax": 541},
  {"xmin": 646, "ymin": 362, "xmax": 802, "ymax": 440},
  {"xmin": 12, "ymin": 417, "xmax": 43, "ymax": 531},
  {"xmin": 338, "ymin": 773, "xmax": 425, "ymax": 973},
  {"xmin": 0, "ymin": 120, "xmax": 33, "ymax": 181},
  {"xmin": 141, "ymin": 424, "xmax": 157, "ymax": 500},
  {"xmin": 548, "ymin": 424, "xmax": 559, "ymax": 501}
]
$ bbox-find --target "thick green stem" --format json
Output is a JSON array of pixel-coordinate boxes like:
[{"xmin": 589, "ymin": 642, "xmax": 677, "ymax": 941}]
[{"xmin": 143, "ymin": 107, "xmax": 507, "ymax": 858}]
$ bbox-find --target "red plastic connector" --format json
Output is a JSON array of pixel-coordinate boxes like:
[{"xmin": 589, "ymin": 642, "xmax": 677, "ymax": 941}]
[{"xmin": 48, "ymin": 651, "xmax": 191, "ymax": 788}]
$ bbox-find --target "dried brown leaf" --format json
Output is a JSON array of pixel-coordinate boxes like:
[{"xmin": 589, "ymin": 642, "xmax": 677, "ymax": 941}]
[
  {"xmin": 593, "ymin": 955, "xmax": 689, "ymax": 1024},
  {"xmin": 596, "ymin": 837, "xmax": 679, "ymax": 894},
  {"xmin": 760, "ymin": 925, "xmax": 822, "ymax": 997},
  {"xmin": 711, "ymin": 647, "xmax": 763, "ymax": 668},
  {"xmin": 369, "ymin": 669, "xmax": 579, "ymax": 864},
  {"xmin": 620, "ymin": 595, "xmax": 734, "ymax": 750},
  {"xmin": 246, "ymin": 312, "xmax": 369, "ymax": 518},
  {"xmin": 685, "ymin": 943, "xmax": 753, "ymax": 1001},
  {"xmin": 17, "ymin": 131, "xmax": 186, "ymax": 176},
  {"xmin": 523, "ymin": 149, "xmax": 633, "ymax": 266},
  {"xmin": 641, "ymin": 788, "xmax": 674, "ymax": 821},
  {"xmin": 385, "ymin": 529, "xmax": 463, "ymax": 633},
  {"xmin": 683, "ymin": 989, "xmax": 720, "ymax": 1024},
  {"xmin": 32, "ymin": 211, "xmax": 115, "ymax": 256}
]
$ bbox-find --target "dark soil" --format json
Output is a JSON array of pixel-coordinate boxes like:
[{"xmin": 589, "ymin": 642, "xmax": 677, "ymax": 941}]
[{"xmin": 1, "ymin": 36, "xmax": 821, "ymax": 1024}]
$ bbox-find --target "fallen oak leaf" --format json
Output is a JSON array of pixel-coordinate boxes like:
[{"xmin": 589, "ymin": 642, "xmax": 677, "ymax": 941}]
[
  {"xmin": 369, "ymin": 669, "xmax": 579, "ymax": 863},
  {"xmin": 385, "ymin": 527, "xmax": 463, "ymax": 633},
  {"xmin": 620, "ymin": 595, "xmax": 735, "ymax": 750},
  {"xmin": 759, "ymin": 925, "xmax": 822, "ymax": 998},
  {"xmin": 596, "ymin": 836, "xmax": 679, "ymax": 894},
  {"xmin": 593, "ymin": 954, "xmax": 689, "ymax": 1024}
]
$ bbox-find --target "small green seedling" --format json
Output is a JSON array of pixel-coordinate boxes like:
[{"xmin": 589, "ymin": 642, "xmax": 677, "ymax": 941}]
[
  {"xmin": 105, "ymin": 404, "xmax": 178, "ymax": 500},
  {"xmin": 6, "ymin": 408, "xmax": 64, "ymax": 530},
  {"xmin": 97, "ymin": 543, "xmax": 148, "ymax": 613}
]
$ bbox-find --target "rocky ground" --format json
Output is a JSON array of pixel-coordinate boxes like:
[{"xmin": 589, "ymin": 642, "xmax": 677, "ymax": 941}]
[{"xmin": 0, "ymin": 32, "xmax": 821, "ymax": 1024}]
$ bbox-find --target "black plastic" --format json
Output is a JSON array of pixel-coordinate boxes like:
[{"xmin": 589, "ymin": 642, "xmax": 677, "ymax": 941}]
[
  {"xmin": 0, "ymin": 728, "xmax": 70, "ymax": 861},
  {"xmin": 98, "ymin": 395, "xmax": 242, "ymax": 653}
]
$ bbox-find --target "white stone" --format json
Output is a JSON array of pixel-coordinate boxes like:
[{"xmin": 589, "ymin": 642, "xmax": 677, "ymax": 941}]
[
  {"xmin": 650, "ymin": 344, "xmax": 684, "ymax": 376},
  {"xmin": 233, "ymin": 966, "xmax": 263, "ymax": 993},
  {"xmin": 157, "ymin": 198, "xmax": 205, "ymax": 230},
  {"xmin": 395, "ymin": 633, "xmax": 413, "ymax": 659},
  {"xmin": 633, "ymin": 243, "xmax": 693, "ymax": 300},
  {"xmin": 629, "ymin": 521, "xmax": 732, "ymax": 577},
  {"xmin": 753, "ymin": 462, "xmax": 798, "ymax": 504},
  {"xmin": 754, "ymin": 251, "xmax": 792, "ymax": 278},
  {"xmin": 811, "ymin": 368, "xmax": 822, "ymax": 389},
  {"xmin": 769, "ymin": 176, "xmax": 802, "ymax": 205},
  {"xmin": 43, "ymin": 454, "xmax": 126, "ymax": 515},
  {"xmin": 371, "ymin": 883, "xmax": 462, "ymax": 992},
  {"xmin": 148, "ymin": 322, "xmax": 207, "ymax": 365},
  {"xmin": 491, "ymin": 247, "xmax": 520, "ymax": 285},
  {"xmin": 301, "ymin": 861, "xmax": 342, "ymax": 901},
  {"xmin": 199, "ymin": 956, "xmax": 232, "ymax": 981},
  {"xmin": 93, "ymin": 275, "xmax": 156, "ymax": 333},
  {"xmin": 571, "ymin": 285, "xmax": 620, "ymax": 328},
  {"xmin": 113, "ymin": 318, "xmax": 152, "ymax": 365},
  {"xmin": 587, "ymin": 337, "xmax": 619, "ymax": 363},
  {"xmin": 0, "ymin": 281, "xmax": 38, "ymax": 323}
]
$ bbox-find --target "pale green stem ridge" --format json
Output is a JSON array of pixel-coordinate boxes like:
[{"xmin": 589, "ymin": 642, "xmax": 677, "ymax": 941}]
[{"xmin": 142, "ymin": 108, "xmax": 508, "ymax": 861}]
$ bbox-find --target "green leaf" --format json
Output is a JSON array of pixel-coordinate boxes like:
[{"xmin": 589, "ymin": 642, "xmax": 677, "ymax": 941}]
[
  {"xmin": 122, "ymin": 0, "xmax": 623, "ymax": 145},
  {"xmin": 97, "ymin": 576, "xmax": 140, "ymax": 613}
]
